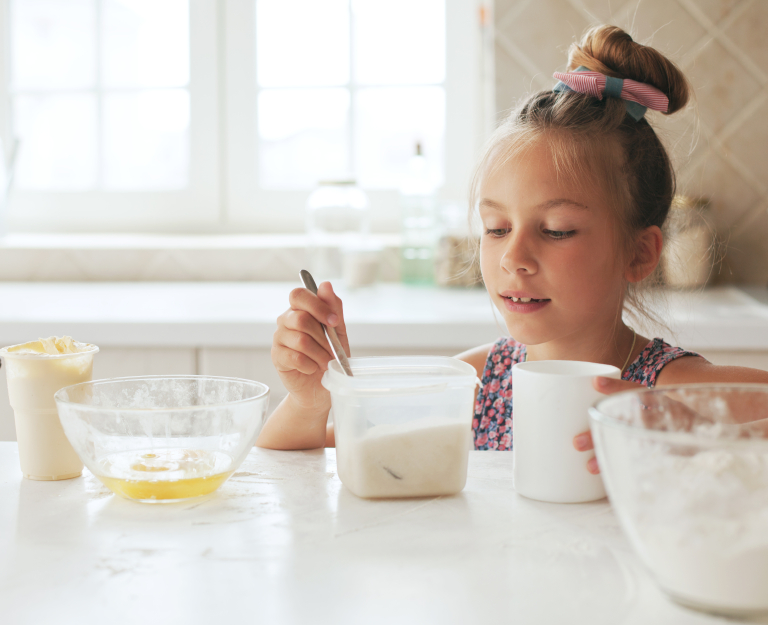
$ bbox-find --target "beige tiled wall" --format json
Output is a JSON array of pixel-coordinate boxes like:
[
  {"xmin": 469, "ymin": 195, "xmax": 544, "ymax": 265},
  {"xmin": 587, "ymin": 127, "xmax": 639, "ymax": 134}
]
[{"xmin": 494, "ymin": 0, "xmax": 768, "ymax": 285}]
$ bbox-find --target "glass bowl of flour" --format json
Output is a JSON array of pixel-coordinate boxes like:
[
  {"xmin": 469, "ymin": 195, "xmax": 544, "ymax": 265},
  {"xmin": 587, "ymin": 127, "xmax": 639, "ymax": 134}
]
[
  {"xmin": 322, "ymin": 356, "xmax": 479, "ymax": 499},
  {"xmin": 590, "ymin": 384, "xmax": 768, "ymax": 617}
]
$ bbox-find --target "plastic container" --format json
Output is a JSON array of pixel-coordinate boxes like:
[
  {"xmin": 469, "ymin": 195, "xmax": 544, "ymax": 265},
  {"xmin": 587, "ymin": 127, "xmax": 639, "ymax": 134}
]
[
  {"xmin": 322, "ymin": 356, "xmax": 478, "ymax": 499},
  {"xmin": 1, "ymin": 339, "xmax": 98, "ymax": 480},
  {"xmin": 55, "ymin": 376, "xmax": 269, "ymax": 503},
  {"xmin": 589, "ymin": 384, "xmax": 768, "ymax": 617}
]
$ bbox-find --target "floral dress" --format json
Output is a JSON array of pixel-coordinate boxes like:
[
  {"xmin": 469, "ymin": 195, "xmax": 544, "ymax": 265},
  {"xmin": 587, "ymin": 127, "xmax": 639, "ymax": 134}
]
[{"xmin": 472, "ymin": 337, "xmax": 700, "ymax": 450}]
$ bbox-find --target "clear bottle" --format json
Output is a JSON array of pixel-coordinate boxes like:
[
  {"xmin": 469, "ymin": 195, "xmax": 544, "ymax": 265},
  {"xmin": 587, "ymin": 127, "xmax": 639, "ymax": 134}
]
[
  {"xmin": 306, "ymin": 180, "xmax": 370, "ymax": 280},
  {"xmin": 400, "ymin": 143, "xmax": 437, "ymax": 284}
]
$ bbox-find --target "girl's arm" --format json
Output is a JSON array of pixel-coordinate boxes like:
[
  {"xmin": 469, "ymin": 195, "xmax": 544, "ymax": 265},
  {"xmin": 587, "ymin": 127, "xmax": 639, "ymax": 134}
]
[
  {"xmin": 655, "ymin": 356, "xmax": 768, "ymax": 385},
  {"xmin": 455, "ymin": 343, "xmax": 494, "ymax": 378},
  {"xmin": 257, "ymin": 282, "xmax": 348, "ymax": 450},
  {"xmin": 456, "ymin": 343, "xmax": 493, "ymax": 407},
  {"xmin": 574, "ymin": 358, "xmax": 768, "ymax": 472}
]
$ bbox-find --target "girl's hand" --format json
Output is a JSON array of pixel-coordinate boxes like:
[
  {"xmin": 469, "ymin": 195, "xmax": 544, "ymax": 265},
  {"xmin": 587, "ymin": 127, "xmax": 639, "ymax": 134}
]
[
  {"xmin": 572, "ymin": 376, "xmax": 645, "ymax": 475},
  {"xmin": 272, "ymin": 282, "xmax": 349, "ymax": 415}
]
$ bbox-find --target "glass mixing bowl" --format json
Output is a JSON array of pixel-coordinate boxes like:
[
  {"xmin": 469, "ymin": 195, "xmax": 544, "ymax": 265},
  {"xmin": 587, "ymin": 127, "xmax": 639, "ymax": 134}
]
[
  {"xmin": 55, "ymin": 376, "xmax": 269, "ymax": 503},
  {"xmin": 589, "ymin": 384, "xmax": 768, "ymax": 617}
]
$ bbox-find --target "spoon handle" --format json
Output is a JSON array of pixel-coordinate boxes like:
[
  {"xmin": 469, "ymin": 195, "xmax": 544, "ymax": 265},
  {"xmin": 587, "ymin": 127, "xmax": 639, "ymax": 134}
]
[{"xmin": 299, "ymin": 270, "xmax": 354, "ymax": 377}]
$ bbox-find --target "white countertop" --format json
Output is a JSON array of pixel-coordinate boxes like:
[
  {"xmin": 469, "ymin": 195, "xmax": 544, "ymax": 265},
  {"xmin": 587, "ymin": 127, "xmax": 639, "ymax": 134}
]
[
  {"xmin": 0, "ymin": 443, "xmax": 742, "ymax": 625},
  {"xmin": 0, "ymin": 282, "xmax": 766, "ymax": 350}
]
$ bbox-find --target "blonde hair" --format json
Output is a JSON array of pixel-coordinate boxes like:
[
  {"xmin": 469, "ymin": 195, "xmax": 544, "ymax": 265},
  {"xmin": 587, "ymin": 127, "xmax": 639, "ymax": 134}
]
[{"xmin": 472, "ymin": 25, "xmax": 692, "ymax": 329}]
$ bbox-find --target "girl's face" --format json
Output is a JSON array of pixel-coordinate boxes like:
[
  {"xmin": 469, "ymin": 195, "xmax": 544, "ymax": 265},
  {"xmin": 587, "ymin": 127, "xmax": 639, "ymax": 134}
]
[{"xmin": 479, "ymin": 140, "xmax": 626, "ymax": 347}]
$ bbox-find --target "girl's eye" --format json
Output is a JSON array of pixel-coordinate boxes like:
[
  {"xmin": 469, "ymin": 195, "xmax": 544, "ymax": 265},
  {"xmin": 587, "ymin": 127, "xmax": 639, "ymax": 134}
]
[
  {"xmin": 544, "ymin": 229, "xmax": 576, "ymax": 240},
  {"xmin": 484, "ymin": 228, "xmax": 510, "ymax": 238}
]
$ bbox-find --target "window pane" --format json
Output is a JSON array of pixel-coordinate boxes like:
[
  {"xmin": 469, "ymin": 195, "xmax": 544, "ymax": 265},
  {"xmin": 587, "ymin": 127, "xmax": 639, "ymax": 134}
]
[
  {"xmin": 355, "ymin": 87, "xmax": 444, "ymax": 188},
  {"xmin": 11, "ymin": 0, "xmax": 96, "ymax": 90},
  {"xmin": 256, "ymin": 0, "xmax": 349, "ymax": 87},
  {"xmin": 353, "ymin": 0, "xmax": 445, "ymax": 85},
  {"xmin": 102, "ymin": 0, "xmax": 189, "ymax": 88},
  {"xmin": 258, "ymin": 88, "xmax": 349, "ymax": 188},
  {"xmin": 13, "ymin": 94, "xmax": 98, "ymax": 189},
  {"xmin": 103, "ymin": 89, "xmax": 189, "ymax": 189}
]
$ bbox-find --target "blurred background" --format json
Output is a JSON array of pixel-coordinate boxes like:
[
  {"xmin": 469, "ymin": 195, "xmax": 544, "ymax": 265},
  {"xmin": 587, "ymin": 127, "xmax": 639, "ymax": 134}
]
[
  {"xmin": 0, "ymin": 0, "xmax": 486, "ymax": 282},
  {"xmin": 0, "ymin": 0, "xmax": 765, "ymax": 285}
]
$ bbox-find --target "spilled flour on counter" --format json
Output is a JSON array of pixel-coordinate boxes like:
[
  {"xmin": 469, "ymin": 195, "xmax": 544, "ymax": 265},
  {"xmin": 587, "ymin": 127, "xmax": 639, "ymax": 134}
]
[
  {"xmin": 635, "ymin": 449, "xmax": 768, "ymax": 612},
  {"xmin": 336, "ymin": 417, "xmax": 471, "ymax": 499}
]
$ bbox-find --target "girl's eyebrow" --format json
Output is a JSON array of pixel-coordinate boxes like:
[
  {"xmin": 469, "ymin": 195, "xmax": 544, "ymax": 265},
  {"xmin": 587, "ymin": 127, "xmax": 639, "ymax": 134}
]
[
  {"xmin": 478, "ymin": 199, "xmax": 507, "ymax": 211},
  {"xmin": 479, "ymin": 198, "xmax": 588, "ymax": 211},
  {"xmin": 538, "ymin": 198, "xmax": 589, "ymax": 210}
]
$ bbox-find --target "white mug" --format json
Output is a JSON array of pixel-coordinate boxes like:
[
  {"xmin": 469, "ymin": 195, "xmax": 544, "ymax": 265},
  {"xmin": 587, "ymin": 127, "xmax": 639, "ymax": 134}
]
[{"xmin": 512, "ymin": 360, "xmax": 620, "ymax": 503}]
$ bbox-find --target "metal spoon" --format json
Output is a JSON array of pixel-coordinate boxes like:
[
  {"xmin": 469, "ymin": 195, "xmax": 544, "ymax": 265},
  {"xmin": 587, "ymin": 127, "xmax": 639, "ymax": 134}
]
[{"xmin": 299, "ymin": 270, "xmax": 354, "ymax": 377}]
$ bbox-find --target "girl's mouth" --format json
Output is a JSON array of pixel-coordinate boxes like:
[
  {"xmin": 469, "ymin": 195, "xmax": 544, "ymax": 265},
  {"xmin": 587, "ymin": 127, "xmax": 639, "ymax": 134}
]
[
  {"xmin": 501, "ymin": 296, "xmax": 551, "ymax": 313},
  {"xmin": 505, "ymin": 296, "xmax": 547, "ymax": 303}
]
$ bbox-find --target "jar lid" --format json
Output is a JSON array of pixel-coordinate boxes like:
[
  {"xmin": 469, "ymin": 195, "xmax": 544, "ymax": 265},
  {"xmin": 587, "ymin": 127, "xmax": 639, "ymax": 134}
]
[{"xmin": 321, "ymin": 356, "xmax": 479, "ymax": 397}]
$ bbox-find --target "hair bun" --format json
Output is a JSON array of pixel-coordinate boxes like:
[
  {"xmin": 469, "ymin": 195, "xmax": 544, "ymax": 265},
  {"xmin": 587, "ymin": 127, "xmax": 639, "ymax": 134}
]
[{"xmin": 567, "ymin": 25, "xmax": 690, "ymax": 114}]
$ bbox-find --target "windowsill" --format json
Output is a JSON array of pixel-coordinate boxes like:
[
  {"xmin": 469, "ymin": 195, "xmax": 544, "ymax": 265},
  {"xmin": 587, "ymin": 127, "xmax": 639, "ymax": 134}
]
[
  {"xmin": 0, "ymin": 233, "xmax": 403, "ymax": 282},
  {"xmin": 0, "ymin": 232, "xmax": 403, "ymax": 250}
]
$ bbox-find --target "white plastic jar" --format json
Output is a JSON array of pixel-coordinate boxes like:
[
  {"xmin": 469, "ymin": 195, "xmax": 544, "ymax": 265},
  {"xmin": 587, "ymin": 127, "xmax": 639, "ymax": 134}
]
[
  {"xmin": 306, "ymin": 180, "xmax": 369, "ymax": 280},
  {"xmin": 322, "ymin": 356, "xmax": 479, "ymax": 499}
]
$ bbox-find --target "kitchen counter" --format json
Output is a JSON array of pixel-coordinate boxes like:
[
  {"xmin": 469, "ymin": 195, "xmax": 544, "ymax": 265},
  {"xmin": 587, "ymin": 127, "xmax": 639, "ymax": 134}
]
[
  {"xmin": 0, "ymin": 282, "xmax": 766, "ymax": 350},
  {"xmin": 0, "ymin": 443, "xmax": 744, "ymax": 625}
]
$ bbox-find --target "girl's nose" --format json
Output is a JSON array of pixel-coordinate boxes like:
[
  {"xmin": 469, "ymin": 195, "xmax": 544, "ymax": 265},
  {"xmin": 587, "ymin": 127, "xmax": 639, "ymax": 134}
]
[{"xmin": 500, "ymin": 231, "xmax": 538, "ymax": 275}]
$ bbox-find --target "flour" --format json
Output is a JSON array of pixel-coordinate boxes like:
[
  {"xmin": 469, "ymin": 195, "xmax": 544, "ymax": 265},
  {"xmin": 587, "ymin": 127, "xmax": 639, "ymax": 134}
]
[
  {"xmin": 336, "ymin": 418, "xmax": 471, "ymax": 499},
  {"xmin": 634, "ymin": 449, "xmax": 768, "ymax": 613}
]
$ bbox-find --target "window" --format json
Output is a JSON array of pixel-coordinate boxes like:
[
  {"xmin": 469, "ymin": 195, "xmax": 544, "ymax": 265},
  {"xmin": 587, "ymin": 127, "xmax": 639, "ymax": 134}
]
[
  {"xmin": 11, "ymin": 0, "xmax": 191, "ymax": 192},
  {"xmin": 255, "ymin": 0, "xmax": 445, "ymax": 190},
  {"xmin": 1, "ymin": 0, "xmax": 218, "ymax": 231},
  {"xmin": 1, "ymin": 0, "xmax": 481, "ymax": 233}
]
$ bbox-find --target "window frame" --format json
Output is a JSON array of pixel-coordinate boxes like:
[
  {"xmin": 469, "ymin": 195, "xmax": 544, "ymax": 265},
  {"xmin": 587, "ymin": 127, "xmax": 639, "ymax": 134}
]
[
  {"xmin": 0, "ymin": 0, "xmax": 482, "ymax": 234},
  {"xmin": 0, "ymin": 0, "xmax": 220, "ymax": 233},
  {"xmin": 225, "ymin": 0, "xmax": 483, "ymax": 233}
]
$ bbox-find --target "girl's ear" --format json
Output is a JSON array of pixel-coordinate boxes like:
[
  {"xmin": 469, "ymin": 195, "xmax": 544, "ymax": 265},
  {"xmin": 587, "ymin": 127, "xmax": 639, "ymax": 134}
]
[{"xmin": 625, "ymin": 226, "xmax": 663, "ymax": 283}]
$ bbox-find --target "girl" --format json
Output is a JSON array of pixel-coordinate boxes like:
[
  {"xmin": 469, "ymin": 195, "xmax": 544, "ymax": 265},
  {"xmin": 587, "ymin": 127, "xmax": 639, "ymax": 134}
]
[{"xmin": 258, "ymin": 25, "xmax": 768, "ymax": 472}]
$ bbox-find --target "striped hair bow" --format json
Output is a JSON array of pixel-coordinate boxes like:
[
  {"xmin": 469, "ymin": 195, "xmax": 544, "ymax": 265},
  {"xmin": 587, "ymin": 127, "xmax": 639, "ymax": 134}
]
[{"xmin": 552, "ymin": 66, "xmax": 669, "ymax": 121}]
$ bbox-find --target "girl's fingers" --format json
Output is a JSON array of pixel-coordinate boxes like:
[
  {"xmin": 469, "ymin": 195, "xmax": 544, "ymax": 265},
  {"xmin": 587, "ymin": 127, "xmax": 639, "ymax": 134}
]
[
  {"xmin": 573, "ymin": 431, "xmax": 593, "ymax": 451},
  {"xmin": 280, "ymin": 309, "xmax": 332, "ymax": 355},
  {"xmin": 272, "ymin": 345, "xmax": 320, "ymax": 376},
  {"xmin": 316, "ymin": 281, "xmax": 350, "ymax": 355},
  {"xmin": 279, "ymin": 330, "xmax": 333, "ymax": 370},
  {"xmin": 288, "ymin": 286, "xmax": 340, "ymax": 327},
  {"xmin": 593, "ymin": 376, "xmax": 643, "ymax": 395},
  {"xmin": 586, "ymin": 456, "xmax": 600, "ymax": 475}
]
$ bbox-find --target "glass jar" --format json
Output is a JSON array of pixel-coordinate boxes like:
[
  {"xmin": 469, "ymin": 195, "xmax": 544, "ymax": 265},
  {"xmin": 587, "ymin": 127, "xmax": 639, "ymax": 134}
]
[
  {"xmin": 306, "ymin": 180, "xmax": 370, "ymax": 280},
  {"xmin": 662, "ymin": 196, "xmax": 714, "ymax": 289}
]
